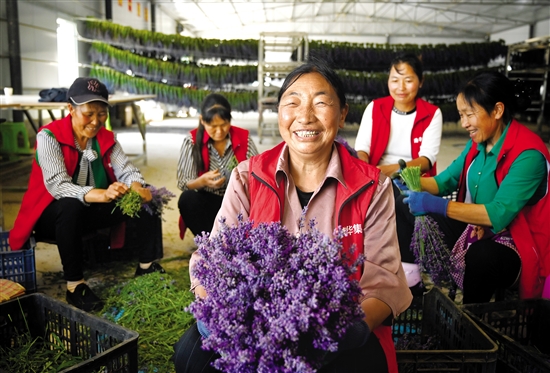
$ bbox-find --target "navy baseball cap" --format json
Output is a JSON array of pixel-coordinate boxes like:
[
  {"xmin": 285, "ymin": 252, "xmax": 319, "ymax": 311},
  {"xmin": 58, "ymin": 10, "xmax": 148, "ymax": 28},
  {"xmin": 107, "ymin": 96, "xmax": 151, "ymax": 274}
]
[{"xmin": 67, "ymin": 77, "xmax": 109, "ymax": 105}]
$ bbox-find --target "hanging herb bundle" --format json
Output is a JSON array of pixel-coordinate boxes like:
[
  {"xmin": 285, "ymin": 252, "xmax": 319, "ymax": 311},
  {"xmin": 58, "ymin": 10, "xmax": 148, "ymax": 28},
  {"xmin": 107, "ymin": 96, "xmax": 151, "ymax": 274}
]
[{"xmin": 399, "ymin": 165, "xmax": 456, "ymax": 298}]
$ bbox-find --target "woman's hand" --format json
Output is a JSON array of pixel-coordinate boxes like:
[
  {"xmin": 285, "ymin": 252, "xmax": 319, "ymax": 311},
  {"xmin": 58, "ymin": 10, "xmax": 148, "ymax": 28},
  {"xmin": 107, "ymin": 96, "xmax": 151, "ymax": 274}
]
[
  {"xmin": 131, "ymin": 182, "xmax": 152, "ymax": 203},
  {"xmin": 84, "ymin": 181, "xmax": 129, "ymax": 203},
  {"xmin": 198, "ymin": 170, "xmax": 226, "ymax": 190}
]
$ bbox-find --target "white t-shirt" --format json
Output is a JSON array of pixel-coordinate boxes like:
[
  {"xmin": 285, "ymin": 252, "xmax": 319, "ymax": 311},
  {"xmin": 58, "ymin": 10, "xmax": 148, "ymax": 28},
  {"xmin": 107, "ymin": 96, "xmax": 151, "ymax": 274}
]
[{"xmin": 354, "ymin": 101, "xmax": 442, "ymax": 166}]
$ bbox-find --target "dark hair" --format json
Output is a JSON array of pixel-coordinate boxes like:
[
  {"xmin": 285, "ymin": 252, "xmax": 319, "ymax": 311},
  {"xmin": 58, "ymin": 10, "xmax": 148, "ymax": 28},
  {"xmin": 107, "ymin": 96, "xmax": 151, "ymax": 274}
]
[
  {"xmin": 458, "ymin": 71, "xmax": 531, "ymax": 125},
  {"xmin": 193, "ymin": 93, "xmax": 232, "ymax": 172},
  {"xmin": 389, "ymin": 53, "xmax": 424, "ymax": 83},
  {"xmin": 277, "ymin": 57, "xmax": 347, "ymax": 109}
]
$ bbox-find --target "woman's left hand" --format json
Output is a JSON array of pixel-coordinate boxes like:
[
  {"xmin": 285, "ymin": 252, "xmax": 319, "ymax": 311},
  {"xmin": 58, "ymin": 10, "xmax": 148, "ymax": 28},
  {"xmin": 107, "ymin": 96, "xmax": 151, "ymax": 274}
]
[
  {"xmin": 131, "ymin": 182, "xmax": 152, "ymax": 203},
  {"xmin": 403, "ymin": 191, "xmax": 449, "ymax": 217}
]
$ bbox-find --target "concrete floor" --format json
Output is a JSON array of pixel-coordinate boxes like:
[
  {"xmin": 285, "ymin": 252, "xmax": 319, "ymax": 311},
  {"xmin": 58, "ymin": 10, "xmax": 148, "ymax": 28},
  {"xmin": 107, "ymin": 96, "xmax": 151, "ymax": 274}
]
[{"xmin": 3, "ymin": 112, "xmax": 540, "ymax": 301}]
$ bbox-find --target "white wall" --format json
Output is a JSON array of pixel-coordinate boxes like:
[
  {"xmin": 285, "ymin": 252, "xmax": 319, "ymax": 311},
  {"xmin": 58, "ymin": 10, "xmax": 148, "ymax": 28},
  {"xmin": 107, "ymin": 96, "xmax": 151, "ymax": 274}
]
[
  {"xmin": 112, "ymin": 0, "xmax": 149, "ymax": 31},
  {"xmin": 155, "ymin": 3, "xmax": 179, "ymax": 36},
  {"xmin": 491, "ymin": 18, "xmax": 550, "ymax": 44}
]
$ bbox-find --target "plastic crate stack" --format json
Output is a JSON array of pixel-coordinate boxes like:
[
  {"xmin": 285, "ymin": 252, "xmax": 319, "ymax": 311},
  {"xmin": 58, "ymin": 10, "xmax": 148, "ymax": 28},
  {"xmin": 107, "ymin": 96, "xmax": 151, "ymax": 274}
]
[
  {"xmin": 0, "ymin": 230, "xmax": 37, "ymax": 294},
  {"xmin": 463, "ymin": 299, "xmax": 550, "ymax": 373},
  {"xmin": 0, "ymin": 293, "xmax": 138, "ymax": 372},
  {"xmin": 393, "ymin": 287, "xmax": 498, "ymax": 372}
]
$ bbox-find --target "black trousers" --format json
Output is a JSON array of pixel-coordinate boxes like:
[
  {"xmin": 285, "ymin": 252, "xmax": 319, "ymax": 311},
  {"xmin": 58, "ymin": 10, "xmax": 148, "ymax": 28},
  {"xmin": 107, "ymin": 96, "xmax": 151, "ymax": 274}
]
[
  {"xmin": 34, "ymin": 198, "xmax": 161, "ymax": 281},
  {"xmin": 178, "ymin": 190, "xmax": 224, "ymax": 236},
  {"xmin": 172, "ymin": 323, "xmax": 388, "ymax": 373},
  {"xmin": 395, "ymin": 194, "xmax": 521, "ymax": 303}
]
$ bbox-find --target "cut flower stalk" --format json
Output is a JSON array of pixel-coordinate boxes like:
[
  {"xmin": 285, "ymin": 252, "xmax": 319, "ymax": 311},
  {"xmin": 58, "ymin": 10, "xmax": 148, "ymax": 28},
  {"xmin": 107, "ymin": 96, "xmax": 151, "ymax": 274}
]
[{"xmin": 399, "ymin": 166, "xmax": 457, "ymax": 298}]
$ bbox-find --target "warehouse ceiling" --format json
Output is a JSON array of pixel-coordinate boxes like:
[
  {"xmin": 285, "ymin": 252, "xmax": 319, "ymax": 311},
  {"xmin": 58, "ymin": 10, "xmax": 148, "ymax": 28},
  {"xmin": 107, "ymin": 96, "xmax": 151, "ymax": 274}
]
[{"xmin": 159, "ymin": 0, "xmax": 550, "ymax": 42}]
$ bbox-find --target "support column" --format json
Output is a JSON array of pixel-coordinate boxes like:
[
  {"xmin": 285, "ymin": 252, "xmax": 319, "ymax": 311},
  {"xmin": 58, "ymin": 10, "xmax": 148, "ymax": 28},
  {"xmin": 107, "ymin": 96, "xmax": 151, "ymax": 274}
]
[{"xmin": 6, "ymin": 0, "xmax": 23, "ymax": 122}]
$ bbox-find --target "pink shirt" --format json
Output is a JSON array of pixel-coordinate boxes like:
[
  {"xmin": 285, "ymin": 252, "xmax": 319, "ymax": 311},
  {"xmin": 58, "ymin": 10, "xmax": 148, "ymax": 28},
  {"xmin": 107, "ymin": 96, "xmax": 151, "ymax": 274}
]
[{"xmin": 190, "ymin": 144, "xmax": 412, "ymax": 317}]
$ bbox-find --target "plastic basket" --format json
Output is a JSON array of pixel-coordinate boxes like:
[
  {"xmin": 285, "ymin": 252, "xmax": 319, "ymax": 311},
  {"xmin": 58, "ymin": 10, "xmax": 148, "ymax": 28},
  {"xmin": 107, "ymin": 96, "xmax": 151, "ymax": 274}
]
[
  {"xmin": 463, "ymin": 299, "xmax": 550, "ymax": 373},
  {"xmin": 0, "ymin": 293, "xmax": 139, "ymax": 372},
  {"xmin": 393, "ymin": 287, "xmax": 498, "ymax": 373},
  {"xmin": 0, "ymin": 231, "xmax": 37, "ymax": 293}
]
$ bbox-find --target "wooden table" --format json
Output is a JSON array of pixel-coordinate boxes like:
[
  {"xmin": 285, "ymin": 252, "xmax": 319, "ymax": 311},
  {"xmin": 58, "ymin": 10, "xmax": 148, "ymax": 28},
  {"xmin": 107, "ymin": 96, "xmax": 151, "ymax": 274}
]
[{"xmin": 0, "ymin": 94, "xmax": 156, "ymax": 165}]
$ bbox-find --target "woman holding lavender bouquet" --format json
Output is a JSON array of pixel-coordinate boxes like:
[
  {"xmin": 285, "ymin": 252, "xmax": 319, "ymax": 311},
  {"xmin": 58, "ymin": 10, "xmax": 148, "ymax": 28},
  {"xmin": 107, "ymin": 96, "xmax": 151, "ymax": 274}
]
[
  {"xmin": 173, "ymin": 58, "xmax": 412, "ymax": 372},
  {"xmin": 396, "ymin": 71, "xmax": 550, "ymax": 303}
]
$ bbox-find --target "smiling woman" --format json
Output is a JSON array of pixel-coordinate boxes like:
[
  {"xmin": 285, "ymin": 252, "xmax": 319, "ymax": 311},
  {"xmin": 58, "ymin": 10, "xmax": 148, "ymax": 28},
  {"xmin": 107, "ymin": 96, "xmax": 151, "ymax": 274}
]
[
  {"xmin": 9, "ymin": 77, "xmax": 166, "ymax": 312},
  {"xmin": 173, "ymin": 58, "xmax": 412, "ymax": 373}
]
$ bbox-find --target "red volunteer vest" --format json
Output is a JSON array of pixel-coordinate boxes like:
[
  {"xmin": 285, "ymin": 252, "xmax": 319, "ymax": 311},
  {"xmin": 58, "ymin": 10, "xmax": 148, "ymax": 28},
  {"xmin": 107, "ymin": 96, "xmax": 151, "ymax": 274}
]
[
  {"xmin": 457, "ymin": 119, "xmax": 550, "ymax": 299},
  {"xmin": 190, "ymin": 126, "xmax": 250, "ymax": 175},
  {"xmin": 9, "ymin": 115, "xmax": 116, "ymax": 250},
  {"xmin": 247, "ymin": 142, "xmax": 399, "ymax": 373},
  {"xmin": 370, "ymin": 96, "xmax": 439, "ymax": 176}
]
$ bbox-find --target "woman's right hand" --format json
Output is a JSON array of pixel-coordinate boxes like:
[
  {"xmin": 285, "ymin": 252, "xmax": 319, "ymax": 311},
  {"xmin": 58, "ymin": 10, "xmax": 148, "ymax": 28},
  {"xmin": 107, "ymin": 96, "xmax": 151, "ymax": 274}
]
[{"xmin": 197, "ymin": 170, "xmax": 226, "ymax": 190}]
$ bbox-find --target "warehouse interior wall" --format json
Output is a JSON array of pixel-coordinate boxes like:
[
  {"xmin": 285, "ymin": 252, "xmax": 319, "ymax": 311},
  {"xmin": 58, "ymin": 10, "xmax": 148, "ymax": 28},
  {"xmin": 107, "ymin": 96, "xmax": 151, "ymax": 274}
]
[{"xmin": 1, "ymin": 0, "xmax": 550, "ymax": 123}]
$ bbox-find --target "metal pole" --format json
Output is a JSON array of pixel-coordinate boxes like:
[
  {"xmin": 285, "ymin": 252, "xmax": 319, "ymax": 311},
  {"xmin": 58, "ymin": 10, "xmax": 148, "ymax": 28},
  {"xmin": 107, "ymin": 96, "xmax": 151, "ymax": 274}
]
[
  {"xmin": 106, "ymin": 0, "xmax": 112, "ymax": 20},
  {"xmin": 6, "ymin": 0, "xmax": 23, "ymax": 122},
  {"xmin": 150, "ymin": 0, "xmax": 156, "ymax": 32}
]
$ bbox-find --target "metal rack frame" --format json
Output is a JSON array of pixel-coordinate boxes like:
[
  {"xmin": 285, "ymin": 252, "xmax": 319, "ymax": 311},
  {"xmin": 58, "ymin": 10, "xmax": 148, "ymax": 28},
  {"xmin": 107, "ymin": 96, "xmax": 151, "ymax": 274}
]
[
  {"xmin": 505, "ymin": 35, "xmax": 550, "ymax": 135},
  {"xmin": 257, "ymin": 32, "xmax": 309, "ymax": 143}
]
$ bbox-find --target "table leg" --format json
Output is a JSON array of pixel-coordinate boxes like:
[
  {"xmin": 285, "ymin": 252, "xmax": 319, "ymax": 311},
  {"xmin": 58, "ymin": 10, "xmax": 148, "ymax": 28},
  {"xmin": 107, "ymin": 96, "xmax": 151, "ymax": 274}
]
[
  {"xmin": 130, "ymin": 103, "xmax": 147, "ymax": 166},
  {"xmin": 22, "ymin": 110, "xmax": 38, "ymax": 134}
]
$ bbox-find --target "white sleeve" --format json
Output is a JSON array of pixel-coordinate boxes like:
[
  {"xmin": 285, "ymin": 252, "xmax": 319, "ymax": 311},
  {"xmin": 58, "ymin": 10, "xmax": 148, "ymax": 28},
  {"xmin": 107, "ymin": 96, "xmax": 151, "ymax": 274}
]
[
  {"xmin": 417, "ymin": 108, "xmax": 442, "ymax": 166},
  {"xmin": 354, "ymin": 102, "xmax": 374, "ymax": 155}
]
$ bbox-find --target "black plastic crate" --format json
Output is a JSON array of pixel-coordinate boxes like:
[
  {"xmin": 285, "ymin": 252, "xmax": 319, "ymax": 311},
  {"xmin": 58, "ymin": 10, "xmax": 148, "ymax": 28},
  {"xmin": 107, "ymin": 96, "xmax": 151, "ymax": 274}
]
[
  {"xmin": 0, "ymin": 293, "xmax": 138, "ymax": 372},
  {"xmin": 0, "ymin": 231, "xmax": 37, "ymax": 293},
  {"xmin": 463, "ymin": 299, "xmax": 550, "ymax": 373},
  {"xmin": 393, "ymin": 287, "xmax": 498, "ymax": 373}
]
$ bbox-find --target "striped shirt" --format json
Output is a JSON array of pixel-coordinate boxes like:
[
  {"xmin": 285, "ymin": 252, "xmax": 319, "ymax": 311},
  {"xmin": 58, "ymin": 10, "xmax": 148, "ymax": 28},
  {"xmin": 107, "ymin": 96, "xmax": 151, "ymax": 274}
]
[
  {"xmin": 36, "ymin": 130, "xmax": 146, "ymax": 204},
  {"xmin": 176, "ymin": 132, "xmax": 258, "ymax": 196}
]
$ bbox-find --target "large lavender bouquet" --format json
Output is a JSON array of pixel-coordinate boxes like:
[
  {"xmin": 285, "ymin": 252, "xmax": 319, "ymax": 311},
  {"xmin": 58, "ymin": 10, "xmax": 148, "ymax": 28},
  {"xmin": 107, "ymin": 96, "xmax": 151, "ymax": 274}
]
[
  {"xmin": 399, "ymin": 167, "xmax": 456, "ymax": 297},
  {"xmin": 187, "ymin": 215, "xmax": 365, "ymax": 373}
]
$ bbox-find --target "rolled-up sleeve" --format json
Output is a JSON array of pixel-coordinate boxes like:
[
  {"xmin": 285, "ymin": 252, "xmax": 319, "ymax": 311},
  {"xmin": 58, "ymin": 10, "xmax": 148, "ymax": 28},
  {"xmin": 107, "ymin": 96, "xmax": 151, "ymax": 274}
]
[{"xmin": 359, "ymin": 175, "xmax": 413, "ymax": 317}]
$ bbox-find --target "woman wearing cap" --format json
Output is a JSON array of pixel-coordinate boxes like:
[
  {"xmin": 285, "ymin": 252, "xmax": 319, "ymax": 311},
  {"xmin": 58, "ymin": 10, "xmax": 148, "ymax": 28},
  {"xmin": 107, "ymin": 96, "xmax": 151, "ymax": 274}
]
[{"xmin": 9, "ymin": 77, "xmax": 165, "ymax": 312}]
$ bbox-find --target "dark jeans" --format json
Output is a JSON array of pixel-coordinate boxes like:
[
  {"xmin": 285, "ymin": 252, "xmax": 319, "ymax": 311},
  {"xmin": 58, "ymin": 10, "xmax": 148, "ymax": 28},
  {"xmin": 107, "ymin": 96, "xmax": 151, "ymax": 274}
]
[
  {"xmin": 172, "ymin": 323, "xmax": 388, "ymax": 373},
  {"xmin": 394, "ymin": 194, "xmax": 521, "ymax": 303},
  {"xmin": 178, "ymin": 190, "xmax": 223, "ymax": 236},
  {"xmin": 34, "ymin": 198, "xmax": 161, "ymax": 281}
]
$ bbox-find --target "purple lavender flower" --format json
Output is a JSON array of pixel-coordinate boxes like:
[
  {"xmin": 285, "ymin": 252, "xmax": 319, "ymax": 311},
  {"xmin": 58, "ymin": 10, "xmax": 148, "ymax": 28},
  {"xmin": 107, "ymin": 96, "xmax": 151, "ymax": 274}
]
[
  {"xmin": 142, "ymin": 185, "xmax": 175, "ymax": 220},
  {"xmin": 187, "ymin": 215, "xmax": 365, "ymax": 373}
]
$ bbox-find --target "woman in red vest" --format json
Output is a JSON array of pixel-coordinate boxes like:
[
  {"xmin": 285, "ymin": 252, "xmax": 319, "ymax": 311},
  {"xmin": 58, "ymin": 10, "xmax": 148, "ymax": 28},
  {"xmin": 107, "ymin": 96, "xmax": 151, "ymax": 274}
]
[
  {"xmin": 396, "ymin": 71, "xmax": 550, "ymax": 302},
  {"xmin": 173, "ymin": 59, "xmax": 412, "ymax": 373},
  {"xmin": 354, "ymin": 53, "xmax": 442, "ymax": 179},
  {"xmin": 355, "ymin": 53, "xmax": 443, "ymax": 293},
  {"xmin": 176, "ymin": 93, "xmax": 258, "ymax": 238},
  {"xmin": 9, "ymin": 77, "xmax": 165, "ymax": 312}
]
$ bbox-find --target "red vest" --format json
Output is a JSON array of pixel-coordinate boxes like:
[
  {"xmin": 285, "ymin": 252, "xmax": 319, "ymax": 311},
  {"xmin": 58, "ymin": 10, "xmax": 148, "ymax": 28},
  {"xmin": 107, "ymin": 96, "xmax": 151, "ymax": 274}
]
[
  {"xmin": 458, "ymin": 119, "xmax": 550, "ymax": 299},
  {"xmin": 190, "ymin": 126, "xmax": 250, "ymax": 175},
  {"xmin": 247, "ymin": 142, "xmax": 399, "ymax": 373},
  {"xmin": 9, "ymin": 115, "xmax": 116, "ymax": 250},
  {"xmin": 370, "ymin": 96, "xmax": 439, "ymax": 176}
]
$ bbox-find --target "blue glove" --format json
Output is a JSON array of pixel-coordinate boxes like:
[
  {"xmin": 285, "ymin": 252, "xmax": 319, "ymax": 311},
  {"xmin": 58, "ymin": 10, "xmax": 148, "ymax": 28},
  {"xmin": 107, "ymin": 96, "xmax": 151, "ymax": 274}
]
[
  {"xmin": 197, "ymin": 320, "xmax": 211, "ymax": 338},
  {"xmin": 392, "ymin": 178, "xmax": 409, "ymax": 193},
  {"xmin": 403, "ymin": 191, "xmax": 449, "ymax": 217}
]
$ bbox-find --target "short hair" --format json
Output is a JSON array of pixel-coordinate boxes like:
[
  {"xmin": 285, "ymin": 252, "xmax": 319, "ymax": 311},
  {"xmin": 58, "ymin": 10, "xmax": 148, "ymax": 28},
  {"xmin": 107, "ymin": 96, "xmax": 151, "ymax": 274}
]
[
  {"xmin": 277, "ymin": 57, "xmax": 347, "ymax": 109},
  {"xmin": 389, "ymin": 53, "xmax": 424, "ymax": 82},
  {"xmin": 458, "ymin": 71, "xmax": 531, "ymax": 124}
]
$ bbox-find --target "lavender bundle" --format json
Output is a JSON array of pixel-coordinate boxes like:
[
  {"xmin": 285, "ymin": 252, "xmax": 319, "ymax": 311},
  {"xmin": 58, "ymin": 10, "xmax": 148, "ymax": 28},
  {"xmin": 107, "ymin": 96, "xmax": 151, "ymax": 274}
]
[
  {"xmin": 400, "ymin": 167, "xmax": 456, "ymax": 297},
  {"xmin": 187, "ymin": 215, "xmax": 365, "ymax": 373},
  {"xmin": 142, "ymin": 185, "xmax": 176, "ymax": 220},
  {"xmin": 114, "ymin": 185, "xmax": 175, "ymax": 220}
]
